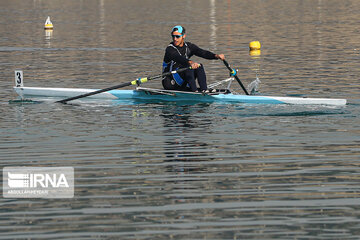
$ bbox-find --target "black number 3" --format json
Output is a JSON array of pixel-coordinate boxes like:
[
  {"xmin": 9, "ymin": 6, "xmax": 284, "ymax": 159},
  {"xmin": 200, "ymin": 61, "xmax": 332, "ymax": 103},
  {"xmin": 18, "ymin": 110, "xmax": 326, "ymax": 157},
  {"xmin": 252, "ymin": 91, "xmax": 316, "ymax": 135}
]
[{"xmin": 16, "ymin": 72, "xmax": 22, "ymax": 86}]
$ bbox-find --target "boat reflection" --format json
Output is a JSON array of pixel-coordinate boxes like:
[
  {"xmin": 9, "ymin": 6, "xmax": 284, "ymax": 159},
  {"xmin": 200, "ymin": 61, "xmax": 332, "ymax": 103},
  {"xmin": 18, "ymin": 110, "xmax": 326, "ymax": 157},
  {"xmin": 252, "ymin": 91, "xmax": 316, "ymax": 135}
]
[
  {"xmin": 158, "ymin": 104, "xmax": 214, "ymax": 205},
  {"xmin": 159, "ymin": 104, "xmax": 214, "ymax": 167}
]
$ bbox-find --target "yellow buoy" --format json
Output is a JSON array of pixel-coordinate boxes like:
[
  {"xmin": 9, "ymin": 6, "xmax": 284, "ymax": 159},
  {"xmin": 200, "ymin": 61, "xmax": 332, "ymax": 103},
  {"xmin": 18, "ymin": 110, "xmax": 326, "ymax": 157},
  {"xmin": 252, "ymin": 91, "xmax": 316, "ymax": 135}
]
[
  {"xmin": 249, "ymin": 41, "xmax": 261, "ymax": 50},
  {"xmin": 44, "ymin": 16, "xmax": 53, "ymax": 29}
]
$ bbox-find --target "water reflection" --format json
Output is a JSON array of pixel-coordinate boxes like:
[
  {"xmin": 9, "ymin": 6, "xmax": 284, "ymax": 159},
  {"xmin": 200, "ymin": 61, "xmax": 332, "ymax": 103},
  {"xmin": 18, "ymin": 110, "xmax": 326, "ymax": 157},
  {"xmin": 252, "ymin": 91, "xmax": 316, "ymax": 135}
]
[
  {"xmin": 44, "ymin": 30, "xmax": 53, "ymax": 42},
  {"xmin": 160, "ymin": 104, "xmax": 213, "ymax": 167},
  {"xmin": 209, "ymin": 0, "xmax": 217, "ymax": 50}
]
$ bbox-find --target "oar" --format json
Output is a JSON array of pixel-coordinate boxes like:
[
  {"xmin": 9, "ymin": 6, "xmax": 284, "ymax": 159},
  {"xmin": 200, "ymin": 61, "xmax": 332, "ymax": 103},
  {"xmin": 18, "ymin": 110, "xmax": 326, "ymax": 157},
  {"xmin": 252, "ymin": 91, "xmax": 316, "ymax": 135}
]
[
  {"xmin": 222, "ymin": 60, "xmax": 249, "ymax": 95},
  {"xmin": 57, "ymin": 67, "xmax": 190, "ymax": 104}
]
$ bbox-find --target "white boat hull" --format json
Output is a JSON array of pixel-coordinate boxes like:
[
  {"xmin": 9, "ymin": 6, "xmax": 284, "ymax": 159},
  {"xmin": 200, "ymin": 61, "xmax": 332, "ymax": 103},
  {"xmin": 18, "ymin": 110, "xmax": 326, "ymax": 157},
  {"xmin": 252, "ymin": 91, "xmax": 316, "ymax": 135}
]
[{"xmin": 13, "ymin": 86, "xmax": 347, "ymax": 106}]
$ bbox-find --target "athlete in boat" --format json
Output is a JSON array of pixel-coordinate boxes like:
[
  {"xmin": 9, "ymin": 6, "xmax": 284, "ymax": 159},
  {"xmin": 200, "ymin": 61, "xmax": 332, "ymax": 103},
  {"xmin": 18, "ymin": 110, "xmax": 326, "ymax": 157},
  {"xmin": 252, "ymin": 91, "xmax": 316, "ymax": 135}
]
[{"xmin": 162, "ymin": 25, "xmax": 225, "ymax": 92}]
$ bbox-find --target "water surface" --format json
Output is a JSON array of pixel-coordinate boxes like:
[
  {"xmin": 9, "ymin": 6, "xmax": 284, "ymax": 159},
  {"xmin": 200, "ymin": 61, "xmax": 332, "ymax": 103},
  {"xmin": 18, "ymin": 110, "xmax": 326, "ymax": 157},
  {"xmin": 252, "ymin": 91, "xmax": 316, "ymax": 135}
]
[{"xmin": 1, "ymin": 0, "xmax": 359, "ymax": 239}]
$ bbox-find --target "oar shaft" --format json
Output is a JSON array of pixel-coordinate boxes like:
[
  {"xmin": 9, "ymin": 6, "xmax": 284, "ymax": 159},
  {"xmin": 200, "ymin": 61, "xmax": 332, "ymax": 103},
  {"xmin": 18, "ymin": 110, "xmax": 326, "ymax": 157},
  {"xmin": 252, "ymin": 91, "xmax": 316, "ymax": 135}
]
[
  {"xmin": 223, "ymin": 60, "xmax": 249, "ymax": 95},
  {"xmin": 57, "ymin": 67, "xmax": 189, "ymax": 104},
  {"xmin": 56, "ymin": 82, "xmax": 132, "ymax": 104}
]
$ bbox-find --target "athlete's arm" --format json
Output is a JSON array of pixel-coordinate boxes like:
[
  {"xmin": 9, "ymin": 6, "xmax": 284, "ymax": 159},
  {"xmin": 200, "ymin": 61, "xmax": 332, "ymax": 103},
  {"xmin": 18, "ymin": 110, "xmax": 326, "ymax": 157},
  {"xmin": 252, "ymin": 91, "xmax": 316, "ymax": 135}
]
[{"xmin": 189, "ymin": 43, "xmax": 217, "ymax": 60}]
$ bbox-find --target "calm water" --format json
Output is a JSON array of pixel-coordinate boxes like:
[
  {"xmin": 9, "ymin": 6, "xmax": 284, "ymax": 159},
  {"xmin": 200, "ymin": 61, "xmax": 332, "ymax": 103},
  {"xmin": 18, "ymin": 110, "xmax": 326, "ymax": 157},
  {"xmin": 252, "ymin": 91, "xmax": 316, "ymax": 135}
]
[{"xmin": 1, "ymin": 0, "xmax": 360, "ymax": 239}]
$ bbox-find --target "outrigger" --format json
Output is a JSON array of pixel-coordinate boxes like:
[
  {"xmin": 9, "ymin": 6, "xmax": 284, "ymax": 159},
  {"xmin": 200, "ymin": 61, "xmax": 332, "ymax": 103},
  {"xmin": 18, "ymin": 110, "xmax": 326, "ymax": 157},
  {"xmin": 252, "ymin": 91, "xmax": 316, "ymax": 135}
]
[{"xmin": 12, "ymin": 61, "xmax": 347, "ymax": 106}]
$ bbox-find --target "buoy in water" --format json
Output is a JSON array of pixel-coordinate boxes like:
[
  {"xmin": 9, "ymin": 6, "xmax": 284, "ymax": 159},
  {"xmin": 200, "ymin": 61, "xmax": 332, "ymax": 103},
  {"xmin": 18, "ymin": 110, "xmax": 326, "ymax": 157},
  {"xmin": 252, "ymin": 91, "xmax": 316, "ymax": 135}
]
[
  {"xmin": 249, "ymin": 41, "xmax": 261, "ymax": 50},
  {"xmin": 44, "ymin": 16, "xmax": 53, "ymax": 29}
]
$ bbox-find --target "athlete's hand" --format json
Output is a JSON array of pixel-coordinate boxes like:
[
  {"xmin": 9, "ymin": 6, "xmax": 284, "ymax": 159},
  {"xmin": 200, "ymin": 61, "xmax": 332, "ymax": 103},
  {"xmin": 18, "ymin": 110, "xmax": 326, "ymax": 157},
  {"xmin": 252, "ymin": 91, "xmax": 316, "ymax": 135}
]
[
  {"xmin": 216, "ymin": 54, "xmax": 225, "ymax": 60},
  {"xmin": 189, "ymin": 61, "xmax": 201, "ymax": 69}
]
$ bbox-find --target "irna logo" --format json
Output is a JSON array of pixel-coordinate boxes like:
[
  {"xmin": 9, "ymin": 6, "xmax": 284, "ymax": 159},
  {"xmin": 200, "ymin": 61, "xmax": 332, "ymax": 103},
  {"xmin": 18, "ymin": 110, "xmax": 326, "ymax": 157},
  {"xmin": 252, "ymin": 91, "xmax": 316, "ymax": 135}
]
[
  {"xmin": 3, "ymin": 167, "xmax": 74, "ymax": 198},
  {"xmin": 7, "ymin": 172, "xmax": 69, "ymax": 188}
]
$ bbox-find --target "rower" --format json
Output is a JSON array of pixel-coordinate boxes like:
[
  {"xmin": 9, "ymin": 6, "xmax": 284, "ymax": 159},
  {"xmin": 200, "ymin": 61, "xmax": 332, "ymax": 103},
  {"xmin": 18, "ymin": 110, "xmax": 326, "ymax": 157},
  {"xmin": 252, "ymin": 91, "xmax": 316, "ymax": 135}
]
[{"xmin": 162, "ymin": 25, "xmax": 225, "ymax": 92}]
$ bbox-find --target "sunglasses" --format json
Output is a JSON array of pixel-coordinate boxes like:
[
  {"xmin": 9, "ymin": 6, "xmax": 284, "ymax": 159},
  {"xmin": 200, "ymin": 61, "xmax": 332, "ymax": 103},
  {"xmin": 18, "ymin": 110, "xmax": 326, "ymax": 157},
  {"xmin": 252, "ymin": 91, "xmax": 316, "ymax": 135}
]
[{"xmin": 171, "ymin": 34, "xmax": 183, "ymax": 39}]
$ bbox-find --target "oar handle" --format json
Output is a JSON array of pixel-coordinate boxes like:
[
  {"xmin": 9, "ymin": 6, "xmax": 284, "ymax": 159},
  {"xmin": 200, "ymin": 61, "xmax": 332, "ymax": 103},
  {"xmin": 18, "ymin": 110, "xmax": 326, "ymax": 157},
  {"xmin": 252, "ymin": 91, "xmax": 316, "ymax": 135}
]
[
  {"xmin": 223, "ymin": 59, "xmax": 232, "ymax": 71},
  {"xmin": 222, "ymin": 60, "xmax": 249, "ymax": 95}
]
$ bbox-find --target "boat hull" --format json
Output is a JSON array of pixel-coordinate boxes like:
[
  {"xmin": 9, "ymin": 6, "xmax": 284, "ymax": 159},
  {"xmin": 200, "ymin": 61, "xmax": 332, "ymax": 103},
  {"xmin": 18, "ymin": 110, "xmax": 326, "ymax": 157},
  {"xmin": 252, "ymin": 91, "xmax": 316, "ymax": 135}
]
[{"xmin": 13, "ymin": 86, "xmax": 347, "ymax": 106}]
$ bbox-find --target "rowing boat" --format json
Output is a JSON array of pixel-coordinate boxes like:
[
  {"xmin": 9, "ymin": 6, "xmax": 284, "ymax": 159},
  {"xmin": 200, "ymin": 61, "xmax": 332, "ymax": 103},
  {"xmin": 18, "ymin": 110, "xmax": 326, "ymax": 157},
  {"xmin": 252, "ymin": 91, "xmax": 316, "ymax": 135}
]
[
  {"xmin": 12, "ymin": 70, "xmax": 347, "ymax": 106},
  {"xmin": 13, "ymin": 85, "xmax": 347, "ymax": 106}
]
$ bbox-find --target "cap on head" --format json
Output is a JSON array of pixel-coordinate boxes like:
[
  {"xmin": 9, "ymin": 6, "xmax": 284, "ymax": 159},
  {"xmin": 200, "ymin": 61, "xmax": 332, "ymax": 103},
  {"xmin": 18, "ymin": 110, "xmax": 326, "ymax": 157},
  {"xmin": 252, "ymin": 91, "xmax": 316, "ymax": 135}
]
[{"xmin": 171, "ymin": 25, "xmax": 185, "ymax": 35}]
